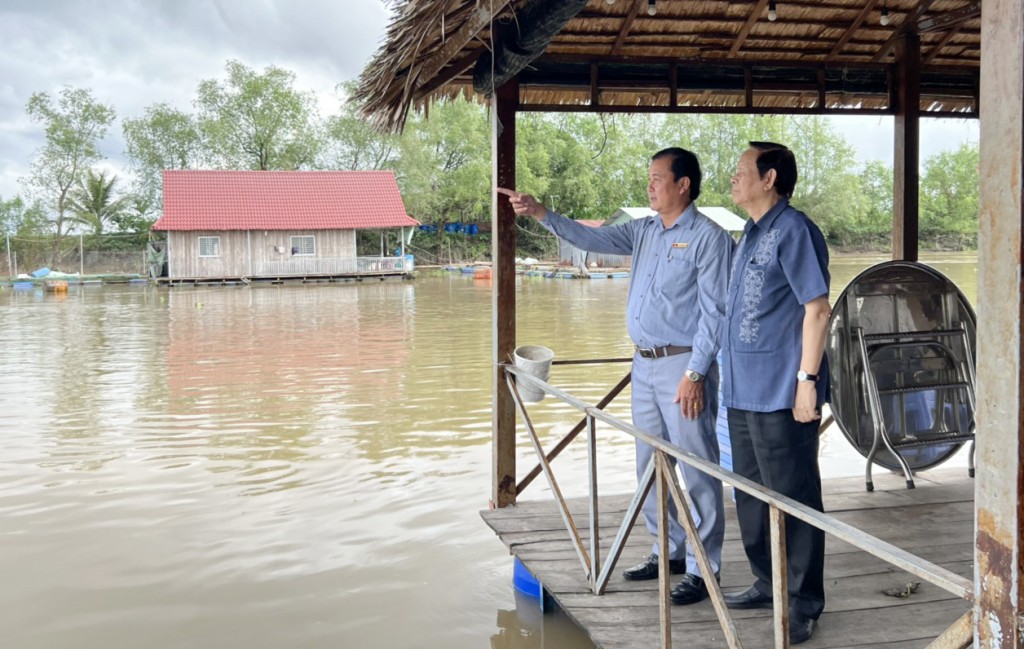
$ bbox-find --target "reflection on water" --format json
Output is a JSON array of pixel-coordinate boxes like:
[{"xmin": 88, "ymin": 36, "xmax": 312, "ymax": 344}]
[{"xmin": 0, "ymin": 252, "xmax": 977, "ymax": 649}]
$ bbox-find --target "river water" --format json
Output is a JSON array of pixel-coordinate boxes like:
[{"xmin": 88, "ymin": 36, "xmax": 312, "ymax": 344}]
[{"xmin": 0, "ymin": 252, "xmax": 976, "ymax": 649}]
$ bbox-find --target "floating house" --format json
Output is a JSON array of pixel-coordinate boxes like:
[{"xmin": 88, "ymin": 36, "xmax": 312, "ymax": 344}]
[{"xmin": 150, "ymin": 170, "xmax": 419, "ymax": 284}]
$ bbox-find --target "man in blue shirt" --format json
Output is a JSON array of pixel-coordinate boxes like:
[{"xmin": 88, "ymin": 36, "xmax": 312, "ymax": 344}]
[
  {"xmin": 498, "ymin": 147, "xmax": 733, "ymax": 606},
  {"xmin": 719, "ymin": 142, "xmax": 831, "ymax": 645}
]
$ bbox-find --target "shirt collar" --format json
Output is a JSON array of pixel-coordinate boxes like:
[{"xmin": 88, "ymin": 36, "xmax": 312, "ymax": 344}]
[
  {"xmin": 656, "ymin": 202, "xmax": 698, "ymax": 231},
  {"xmin": 750, "ymin": 198, "xmax": 789, "ymax": 232}
]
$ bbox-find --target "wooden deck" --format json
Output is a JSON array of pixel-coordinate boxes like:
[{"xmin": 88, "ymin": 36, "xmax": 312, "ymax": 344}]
[{"xmin": 482, "ymin": 468, "xmax": 974, "ymax": 648}]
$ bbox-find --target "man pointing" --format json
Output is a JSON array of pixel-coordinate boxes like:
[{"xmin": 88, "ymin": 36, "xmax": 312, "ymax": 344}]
[{"xmin": 498, "ymin": 147, "xmax": 733, "ymax": 605}]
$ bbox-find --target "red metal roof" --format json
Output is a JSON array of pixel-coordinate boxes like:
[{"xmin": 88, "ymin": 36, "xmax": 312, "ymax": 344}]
[{"xmin": 152, "ymin": 170, "xmax": 419, "ymax": 231}]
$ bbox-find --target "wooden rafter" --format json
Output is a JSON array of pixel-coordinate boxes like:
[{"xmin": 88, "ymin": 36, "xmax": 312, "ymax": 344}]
[
  {"xmin": 917, "ymin": 2, "xmax": 980, "ymax": 33},
  {"xmin": 414, "ymin": 1, "xmax": 514, "ymax": 93},
  {"xmin": 922, "ymin": 24, "xmax": 964, "ymax": 65},
  {"xmin": 871, "ymin": 0, "xmax": 937, "ymax": 62},
  {"xmin": 729, "ymin": 0, "xmax": 773, "ymax": 57},
  {"xmin": 610, "ymin": 0, "xmax": 647, "ymax": 54},
  {"xmin": 829, "ymin": 0, "xmax": 879, "ymax": 59},
  {"xmin": 414, "ymin": 48, "xmax": 484, "ymax": 100}
]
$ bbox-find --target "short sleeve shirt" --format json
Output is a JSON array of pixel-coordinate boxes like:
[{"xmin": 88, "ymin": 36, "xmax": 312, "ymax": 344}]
[{"xmin": 720, "ymin": 199, "xmax": 830, "ymax": 412}]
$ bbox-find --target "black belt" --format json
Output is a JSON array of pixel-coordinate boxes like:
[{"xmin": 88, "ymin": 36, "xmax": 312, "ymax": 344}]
[{"xmin": 634, "ymin": 344, "xmax": 692, "ymax": 359}]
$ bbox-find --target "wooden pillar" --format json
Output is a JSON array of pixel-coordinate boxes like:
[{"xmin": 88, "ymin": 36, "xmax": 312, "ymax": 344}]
[
  {"xmin": 892, "ymin": 31, "xmax": 920, "ymax": 261},
  {"xmin": 975, "ymin": 0, "xmax": 1024, "ymax": 645},
  {"xmin": 491, "ymin": 78, "xmax": 518, "ymax": 508}
]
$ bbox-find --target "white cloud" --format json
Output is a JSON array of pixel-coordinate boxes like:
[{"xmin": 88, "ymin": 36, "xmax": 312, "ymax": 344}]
[{"xmin": 0, "ymin": 0, "xmax": 390, "ymax": 198}]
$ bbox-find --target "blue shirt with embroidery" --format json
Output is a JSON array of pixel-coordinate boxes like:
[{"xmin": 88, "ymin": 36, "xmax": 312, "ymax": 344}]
[
  {"xmin": 720, "ymin": 199, "xmax": 830, "ymax": 412},
  {"xmin": 541, "ymin": 204, "xmax": 734, "ymax": 376}
]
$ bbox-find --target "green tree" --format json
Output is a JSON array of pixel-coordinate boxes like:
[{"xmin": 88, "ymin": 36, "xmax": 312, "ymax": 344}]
[
  {"xmin": 322, "ymin": 82, "xmax": 398, "ymax": 170},
  {"xmin": 195, "ymin": 60, "xmax": 322, "ymax": 170},
  {"xmin": 122, "ymin": 103, "xmax": 203, "ymax": 208},
  {"xmin": 24, "ymin": 87, "xmax": 115, "ymax": 263},
  {"xmin": 66, "ymin": 169, "xmax": 129, "ymax": 235},
  {"xmin": 920, "ymin": 142, "xmax": 979, "ymax": 250}
]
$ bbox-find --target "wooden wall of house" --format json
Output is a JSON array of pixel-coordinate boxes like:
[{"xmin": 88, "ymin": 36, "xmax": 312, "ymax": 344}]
[{"xmin": 166, "ymin": 230, "xmax": 357, "ymax": 279}]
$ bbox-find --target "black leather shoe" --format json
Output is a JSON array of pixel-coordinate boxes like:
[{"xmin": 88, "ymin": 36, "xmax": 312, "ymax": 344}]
[
  {"xmin": 669, "ymin": 572, "xmax": 719, "ymax": 605},
  {"xmin": 622, "ymin": 554, "xmax": 686, "ymax": 581},
  {"xmin": 789, "ymin": 616, "xmax": 815, "ymax": 645},
  {"xmin": 723, "ymin": 586, "xmax": 773, "ymax": 609}
]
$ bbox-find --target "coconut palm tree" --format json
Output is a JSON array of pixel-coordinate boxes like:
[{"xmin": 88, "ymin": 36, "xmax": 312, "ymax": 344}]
[{"xmin": 66, "ymin": 169, "xmax": 129, "ymax": 235}]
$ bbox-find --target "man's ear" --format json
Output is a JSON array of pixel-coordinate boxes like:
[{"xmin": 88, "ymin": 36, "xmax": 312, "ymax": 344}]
[
  {"xmin": 763, "ymin": 169, "xmax": 777, "ymax": 191},
  {"xmin": 678, "ymin": 176, "xmax": 691, "ymax": 197}
]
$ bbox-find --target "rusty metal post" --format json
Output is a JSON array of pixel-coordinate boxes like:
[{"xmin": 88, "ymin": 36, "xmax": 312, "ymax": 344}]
[
  {"xmin": 976, "ymin": 1, "xmax": 1024, "ymax": 646},
  {"xmin": 491, "ymin": 78, "xmax": 518, "ymax": 508}
]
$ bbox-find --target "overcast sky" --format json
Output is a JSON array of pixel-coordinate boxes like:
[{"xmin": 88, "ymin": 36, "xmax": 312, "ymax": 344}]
[{"xmin": 0, "ymin": 0, "xmax": 978, "ymax": 202}]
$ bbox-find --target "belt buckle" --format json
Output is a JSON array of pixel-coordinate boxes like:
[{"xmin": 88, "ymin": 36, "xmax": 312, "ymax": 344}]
[{"xmin": 636, "ymin": 346, "xmax": 655, "ymax": 359}]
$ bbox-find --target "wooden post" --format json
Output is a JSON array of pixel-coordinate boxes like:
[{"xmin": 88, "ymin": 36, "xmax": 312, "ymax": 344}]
[
  {"xmin": 491, "ymin": 78, "xmax": 518, "ymax": 508},
  {"xmin": 769, "ymin": 506, "xmax": 790, "ymax": 649},
  {"xmin": 975, "ymin": 0, "xmax": 1024, "ymax": 646},
  {"xmin": 892, "ymin": 31, "xmax": 920, "ymax": 262}
]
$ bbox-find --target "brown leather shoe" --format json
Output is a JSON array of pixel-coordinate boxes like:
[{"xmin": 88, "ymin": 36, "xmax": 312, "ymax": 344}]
[{"xmin": 622, "ymin": 554, "xmax": 686, "ymax": 581}]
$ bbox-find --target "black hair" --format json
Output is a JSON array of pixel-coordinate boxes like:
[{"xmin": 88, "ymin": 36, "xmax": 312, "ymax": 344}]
[
  {"xmin": 652, "ymin": 147, "xmax": 702, "ymax": 201},
  {"xmin": 749, "ymin": 141, "xmax": 798, "ymax": 199}
]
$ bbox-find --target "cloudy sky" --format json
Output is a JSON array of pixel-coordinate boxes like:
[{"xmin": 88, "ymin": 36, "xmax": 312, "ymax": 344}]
[{"xmin": 0, "ymin": 0, "xmax": 977, "ymax": 201}]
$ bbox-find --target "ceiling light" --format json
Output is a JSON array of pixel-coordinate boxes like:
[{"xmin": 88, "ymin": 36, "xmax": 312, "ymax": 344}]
[
  {"xmin": 605, "ymin": 0, "xmax": 615, "ymax": 4},
  {"xmin": 768, "ymin": 0, "xmax": 777, "ymax": 21},
  {"xmin": 880, "ymin": 5, "xmax": 890, "ymax": 26},
  {"xmin": 647, "ymin": 0, "xmax": 656, "ymax": 16}
]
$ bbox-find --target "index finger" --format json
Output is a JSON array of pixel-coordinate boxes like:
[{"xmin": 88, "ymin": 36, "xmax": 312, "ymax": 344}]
[{"xmin": 496, "ymin": 187, "xmax": 518, "ymax": 198}]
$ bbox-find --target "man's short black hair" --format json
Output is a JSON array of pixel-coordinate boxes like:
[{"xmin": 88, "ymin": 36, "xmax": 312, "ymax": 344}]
[
  {"xmin": 749, "ymin": 141, "xmax": 798, "ymax": 199},
  {"xmin": 652, "ymin": 147, "xmax": 702, "ymax": 201}
]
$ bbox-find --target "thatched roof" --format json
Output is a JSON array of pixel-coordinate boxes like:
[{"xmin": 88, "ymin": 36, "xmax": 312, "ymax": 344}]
[{"xmin": 355, "ymin": 0, "xmax": 980, "ymax": 131}]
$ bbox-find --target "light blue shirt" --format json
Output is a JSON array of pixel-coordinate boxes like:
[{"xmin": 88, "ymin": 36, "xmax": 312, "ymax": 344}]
[
  {"xmin": 720, "ymin": 199, "xmax": 830, "ymax": 411},
  {"xmin": 541, "ymin": 205, "xmax": 734, "ymax": 375}
]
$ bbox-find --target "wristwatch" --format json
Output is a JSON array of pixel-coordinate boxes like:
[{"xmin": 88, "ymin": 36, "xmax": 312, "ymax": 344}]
[
  {"xmin": 685, "ymin": 369, "xmax": 704, "ymax": 383},
  {"xmin": 796, "ymin": 370, "xmax": 818, "ymax": 382}
]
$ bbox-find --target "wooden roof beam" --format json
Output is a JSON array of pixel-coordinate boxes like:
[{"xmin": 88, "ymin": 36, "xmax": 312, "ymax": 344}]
[
  {"xmin": 730, "ymin": 0, "xmax": 773, "ymax": 57},
  {"xmin": 610, "ymin": 0, "xmax": 647, "ymax": 54},
  {"xmin": 922, "ymin": 25, "xmax": 965, "ymax": 65},
  {"xmin": 829, "ymin": 0, "xmax": 879, "ymax": 59},
  {"xmin": 414, "ymin": 1, "xmax": 514, "ymax": 92},
  {"xmin": 917, "ymin": 2, "xmax": 980, "ymax": 33},
  {"xmin": 871, "ymin": 0, "xmax": 937, "ymax": 62},
  {"xmin": 414, "ymin": 48, "xmax": 484, "ymax": 100}
]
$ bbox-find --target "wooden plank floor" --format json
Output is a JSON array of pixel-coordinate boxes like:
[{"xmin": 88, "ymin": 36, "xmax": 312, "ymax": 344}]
[{"xmin": 482, "ymin": 469, "xmax": 974, "ymax": 648}]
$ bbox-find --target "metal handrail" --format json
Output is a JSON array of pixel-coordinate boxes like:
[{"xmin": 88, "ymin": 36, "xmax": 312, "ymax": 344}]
[{"xmin": 502, "ymin": 362, "xmax": 973, "ymax": 649}]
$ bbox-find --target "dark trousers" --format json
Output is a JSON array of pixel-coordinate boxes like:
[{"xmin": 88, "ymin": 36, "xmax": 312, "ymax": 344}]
[{"xmin": 727, "ymin": 408, "xmax": 826, "ymax": 620}]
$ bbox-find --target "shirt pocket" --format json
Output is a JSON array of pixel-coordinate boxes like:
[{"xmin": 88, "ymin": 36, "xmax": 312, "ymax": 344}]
[{"xmin": 655, "ymin": 245, "xmax": 696, "ymax": 298}]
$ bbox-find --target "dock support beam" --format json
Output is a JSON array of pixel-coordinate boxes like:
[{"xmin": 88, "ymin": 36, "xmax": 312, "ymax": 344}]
[
  {"xmin": 491, "ymin": 78, "xmax": 519, "ymax": 508},
  {"xmin": 892, "ymin": 31, "xmax": 920, "ymax": 262},
  {"xmin": 975, "ymin": 1, "xmax": 1024, "ymax": 646}
]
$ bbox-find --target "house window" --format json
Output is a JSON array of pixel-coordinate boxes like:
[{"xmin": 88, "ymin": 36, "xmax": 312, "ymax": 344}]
[
  {"xmin": 198, "ymin": 236, "xmax": 221, "ymax": 257},
  {"xmin": 290, "ymin": 235, "xmax": 315, "ymax": 256}
]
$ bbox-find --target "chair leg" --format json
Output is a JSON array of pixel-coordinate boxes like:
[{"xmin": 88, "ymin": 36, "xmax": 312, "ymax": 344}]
[{"xmin": 968, "ymin": 439, "xmax": 976, "ymax": 478}]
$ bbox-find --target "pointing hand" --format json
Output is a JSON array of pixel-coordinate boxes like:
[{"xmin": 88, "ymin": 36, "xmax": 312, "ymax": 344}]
[{"xmin": 497, "ymin": 187, "xmax": 546, "ymax": 220}]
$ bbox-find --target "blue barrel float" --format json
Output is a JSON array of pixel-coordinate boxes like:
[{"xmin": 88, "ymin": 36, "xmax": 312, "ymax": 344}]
[{"xmin": 513, "ymin": 557, "xmax": 542, "ymax": 599}]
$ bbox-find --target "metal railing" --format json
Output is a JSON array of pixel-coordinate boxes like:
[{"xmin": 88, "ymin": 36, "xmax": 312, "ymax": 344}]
[
  {"xmin": 502, "ymin": 362, "xmax": 974, "ymax": 649},
  {"xmin": 257, "ymin": 255, "xmax": 411, "ymax": 276}
]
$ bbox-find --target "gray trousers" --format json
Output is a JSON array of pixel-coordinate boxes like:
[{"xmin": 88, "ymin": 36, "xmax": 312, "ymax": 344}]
[{"xmin": 631, "ymin": 352, "xmax": 725, "ymax": 577}]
